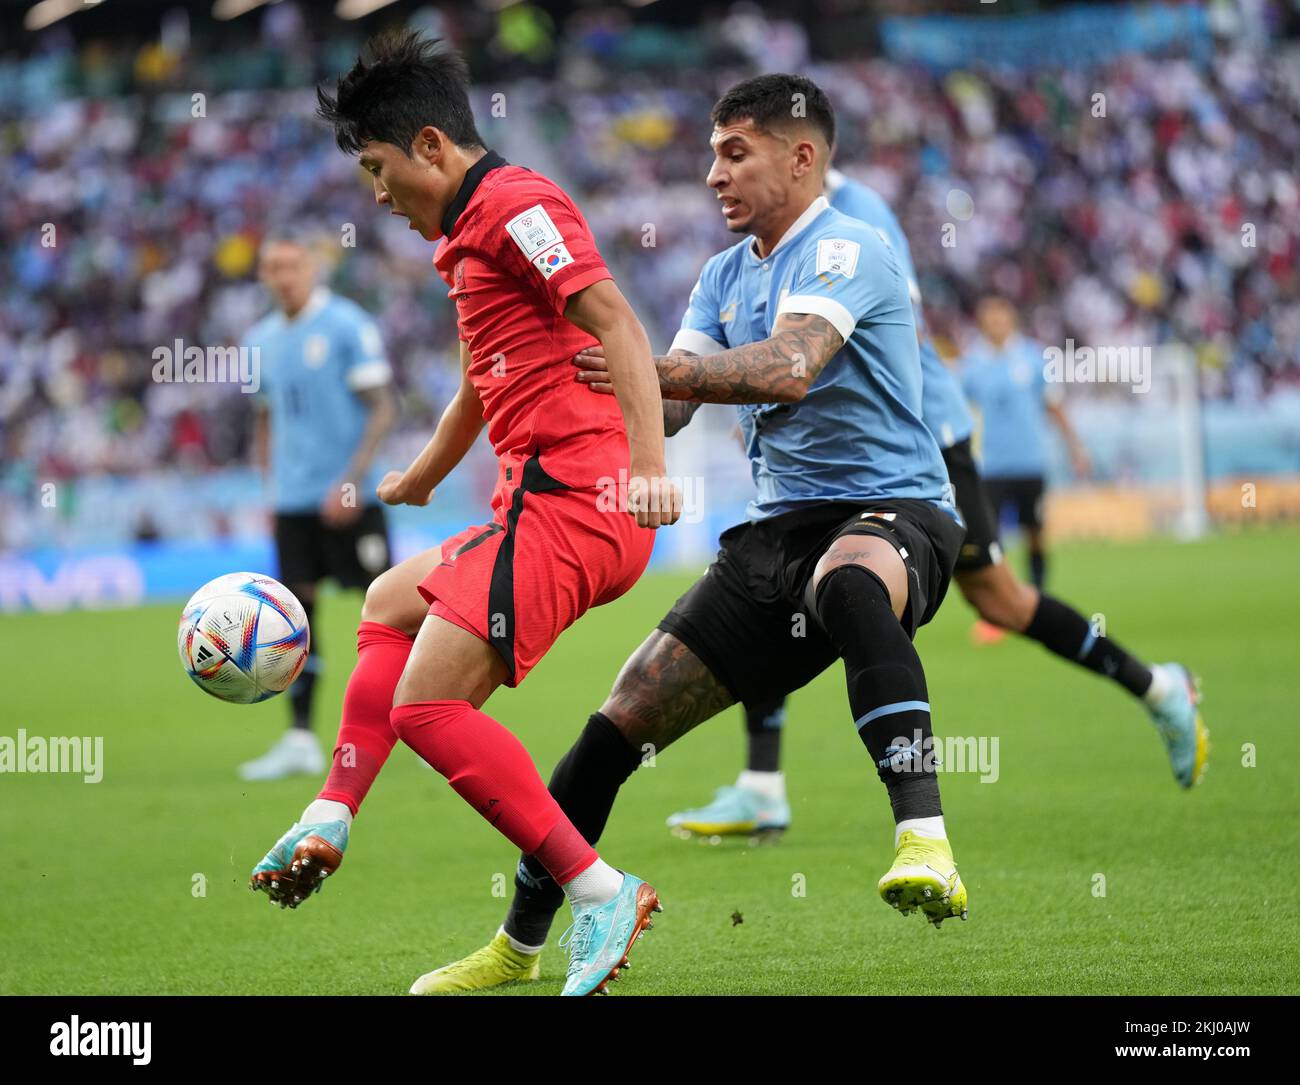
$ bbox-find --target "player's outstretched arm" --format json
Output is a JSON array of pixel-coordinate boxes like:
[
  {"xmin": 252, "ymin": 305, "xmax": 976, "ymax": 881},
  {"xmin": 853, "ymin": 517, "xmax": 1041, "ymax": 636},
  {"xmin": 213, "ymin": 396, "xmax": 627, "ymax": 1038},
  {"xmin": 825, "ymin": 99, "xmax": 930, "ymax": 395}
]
[
  {"xmin": 377, "ymin": 341, "xmax": 485, "ymax": 506},
  {"xmin": 565, "ymin": 279, "xmax": 682, "ymax": 528},
  {"xmin": 655, "ymin": 311, "xmax": 844, "ymax": 405}
]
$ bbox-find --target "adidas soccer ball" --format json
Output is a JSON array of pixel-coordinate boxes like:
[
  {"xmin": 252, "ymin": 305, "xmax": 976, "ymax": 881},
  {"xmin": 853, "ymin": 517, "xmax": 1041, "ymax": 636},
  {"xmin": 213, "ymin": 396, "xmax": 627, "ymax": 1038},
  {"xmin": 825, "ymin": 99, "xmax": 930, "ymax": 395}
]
[{"xmin": 177, "ymin": 573, "xmax": 310, "ymax": 704}]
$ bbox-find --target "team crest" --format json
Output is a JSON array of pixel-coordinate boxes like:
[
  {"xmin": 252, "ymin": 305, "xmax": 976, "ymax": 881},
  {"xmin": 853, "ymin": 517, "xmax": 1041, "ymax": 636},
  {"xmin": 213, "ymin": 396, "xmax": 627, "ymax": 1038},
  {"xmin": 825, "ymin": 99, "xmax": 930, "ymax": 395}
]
[{"xmin": 303, "ymin": 334, "xmax": 328, "ymax": 368}]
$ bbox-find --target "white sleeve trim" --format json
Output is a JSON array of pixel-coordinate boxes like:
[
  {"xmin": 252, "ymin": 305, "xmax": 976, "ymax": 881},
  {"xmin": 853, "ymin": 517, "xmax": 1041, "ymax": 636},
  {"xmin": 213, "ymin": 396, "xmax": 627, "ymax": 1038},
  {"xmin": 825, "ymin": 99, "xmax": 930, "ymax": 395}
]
[
  {"xmin": 346, "ymin": 360, "xmax": 393, "ymax": 391},
  {"xmin": 669, "ymin": 328, "xmax": 726, "ymax": 356},
  {"xmin": 777, "ymin": 294, "xmax": 856, "ymax": 343}
]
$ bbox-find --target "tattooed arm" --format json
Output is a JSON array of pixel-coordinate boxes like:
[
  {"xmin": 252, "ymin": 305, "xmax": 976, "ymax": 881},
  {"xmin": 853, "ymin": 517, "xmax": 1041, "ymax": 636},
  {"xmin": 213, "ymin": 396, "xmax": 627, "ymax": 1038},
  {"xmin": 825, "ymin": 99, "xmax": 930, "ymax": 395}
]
[
  {"xmin": 573, "ymin": 345, "xmax": 703, "ymax": 435},
  {"xmin": 574, "ymin": 312, "xmax": 843, "ymax": 418},
  {"xmin": 655, "ymin": 312, "xmax": 845, "ymax": 404},
  {"xmin": 661, "ymin": 349, "xmax": 703, "ymax": 435}
]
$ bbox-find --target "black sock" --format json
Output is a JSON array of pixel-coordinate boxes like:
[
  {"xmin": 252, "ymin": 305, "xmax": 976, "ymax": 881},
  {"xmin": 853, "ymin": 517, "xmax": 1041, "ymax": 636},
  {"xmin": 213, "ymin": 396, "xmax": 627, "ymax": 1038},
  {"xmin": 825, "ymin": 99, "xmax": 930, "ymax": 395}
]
[
  {"xmin": 289, "ymin": 598, "xmax": 317, "ymax": 731},
  {"xmin": 815, "ymin": 564, "xmax": 942, "ymax": 823},
  {"xmin": 1024, "ymin": 594, "xmax": 1153, "ymax": 698},
  {"xmin": 503, "ymin": 712, "xmax": 643, "ymax": 948},
  {"xmin": 1029, "ymin": 551, "xmax": 1046, "ymax": 589},
  {"xmin": 744, "ymin": 699, "xmax": 785, "ymax": 773}
]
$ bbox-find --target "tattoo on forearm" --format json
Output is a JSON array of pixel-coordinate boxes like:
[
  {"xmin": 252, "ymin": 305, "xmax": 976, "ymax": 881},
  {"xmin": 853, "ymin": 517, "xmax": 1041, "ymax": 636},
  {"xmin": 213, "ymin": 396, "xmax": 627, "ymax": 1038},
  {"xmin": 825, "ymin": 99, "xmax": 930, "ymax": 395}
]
[{"xmin": 657, "ymin": 314, "xmax": 844, "ymax": 404}]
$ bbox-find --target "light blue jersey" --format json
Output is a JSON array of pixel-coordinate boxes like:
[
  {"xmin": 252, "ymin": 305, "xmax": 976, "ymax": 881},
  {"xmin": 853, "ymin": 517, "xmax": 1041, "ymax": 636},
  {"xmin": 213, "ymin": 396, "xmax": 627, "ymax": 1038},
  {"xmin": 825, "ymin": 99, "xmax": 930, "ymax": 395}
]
[
  {"xmin": 245, "ymin": 287, "xmax": 392, "ymax": 513},
  {"xmin": 960, "ymin": 334, "xmax": 1060, "ymax": 479},
  {"xmin": 672, "ymin": 196, "xmax": 954, "ymax": 522},
  {"xmin": 825, "ymin": 170, "xmax": 974, "ymax": 449}
]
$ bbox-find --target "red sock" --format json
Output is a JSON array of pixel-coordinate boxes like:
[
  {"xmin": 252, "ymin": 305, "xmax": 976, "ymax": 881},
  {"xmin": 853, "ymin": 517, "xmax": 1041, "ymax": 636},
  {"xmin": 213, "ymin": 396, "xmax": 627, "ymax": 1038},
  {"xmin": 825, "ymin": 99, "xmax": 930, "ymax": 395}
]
[
  {"xmin": 317, "ymin": 621, "xmax": 413, "ymax": 815},
  {"xmin": 391, "ymin": 699, "xmax": 597, "ymax": 885}
]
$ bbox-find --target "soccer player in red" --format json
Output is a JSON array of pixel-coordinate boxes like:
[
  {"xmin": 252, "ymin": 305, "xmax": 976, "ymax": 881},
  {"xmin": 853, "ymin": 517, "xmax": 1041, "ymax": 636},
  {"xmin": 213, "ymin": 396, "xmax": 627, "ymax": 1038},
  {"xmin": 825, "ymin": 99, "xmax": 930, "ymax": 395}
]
[{"xmin": 248, "ymin": 31, "xmax": 681, "ymax": 997}]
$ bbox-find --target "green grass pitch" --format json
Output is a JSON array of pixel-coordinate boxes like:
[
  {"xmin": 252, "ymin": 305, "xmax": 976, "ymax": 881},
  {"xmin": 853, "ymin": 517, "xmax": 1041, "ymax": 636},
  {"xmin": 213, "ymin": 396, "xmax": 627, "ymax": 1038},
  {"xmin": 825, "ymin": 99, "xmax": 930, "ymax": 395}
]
[{"xmin": 3, "ymin": 525, "xmax": 1298, "ymax": 995}]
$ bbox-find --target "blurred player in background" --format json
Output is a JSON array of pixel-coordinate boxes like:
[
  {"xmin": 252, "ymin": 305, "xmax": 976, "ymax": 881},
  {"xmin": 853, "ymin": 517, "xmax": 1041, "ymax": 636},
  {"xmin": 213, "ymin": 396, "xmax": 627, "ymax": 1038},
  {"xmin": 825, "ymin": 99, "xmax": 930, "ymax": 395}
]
[
  {"xmin": 663, "ymin": 171, "xmax": 1208, "ymax": 842},
  {"xmin": 961, "ymin": 294, "xmax": 1089, "ymax": 595},
  {"xmin": 240, "ymin": 233, "xmax": 397, "ymax": 782},
  {"xmin": 247, "ymin": 31, "xmax": 680, "ymax": 997}
]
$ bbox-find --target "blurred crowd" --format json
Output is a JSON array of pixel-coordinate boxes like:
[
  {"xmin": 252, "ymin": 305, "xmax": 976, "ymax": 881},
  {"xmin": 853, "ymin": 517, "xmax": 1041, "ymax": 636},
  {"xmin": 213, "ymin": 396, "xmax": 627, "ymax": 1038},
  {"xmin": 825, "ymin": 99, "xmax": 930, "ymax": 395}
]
[{"xmin": 2, "ymin": 1, "xmax": 1298, "ymax": 549}]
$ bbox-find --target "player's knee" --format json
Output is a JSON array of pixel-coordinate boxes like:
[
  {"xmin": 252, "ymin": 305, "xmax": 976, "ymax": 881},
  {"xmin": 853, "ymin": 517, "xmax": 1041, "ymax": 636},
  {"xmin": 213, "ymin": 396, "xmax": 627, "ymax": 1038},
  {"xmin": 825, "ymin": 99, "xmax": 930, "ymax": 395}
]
[
  {"xmin": 361, "ymin": 568, "xmax": 416, "ymax": 632},
  {"xmin": 811, "ymin": 544, "xmax": 905, "ymax": 622},
  {"xmin": 812, "ymin": 560, "xmax": 891, "ymax": 621}
]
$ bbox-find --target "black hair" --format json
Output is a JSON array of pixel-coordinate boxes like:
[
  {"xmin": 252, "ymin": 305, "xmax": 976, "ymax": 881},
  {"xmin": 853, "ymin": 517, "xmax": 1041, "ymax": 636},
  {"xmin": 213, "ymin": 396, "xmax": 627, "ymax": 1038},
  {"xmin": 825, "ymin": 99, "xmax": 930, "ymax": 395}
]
[
  {"xmin": 316, "ymin": 29, "xmax": 484, "ymax": 156},
  {"xmin": 711, "ymin": 73, "xmax": 835, "ymax": 150}
]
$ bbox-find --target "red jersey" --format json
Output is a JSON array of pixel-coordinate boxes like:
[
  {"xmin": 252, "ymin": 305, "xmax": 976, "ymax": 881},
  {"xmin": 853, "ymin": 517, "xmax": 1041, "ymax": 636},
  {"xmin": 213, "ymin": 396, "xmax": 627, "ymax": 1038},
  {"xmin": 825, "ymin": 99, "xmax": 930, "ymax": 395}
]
[{"xmin": 433, "ymin": 154, "xmax": 628, "ymax": 495}]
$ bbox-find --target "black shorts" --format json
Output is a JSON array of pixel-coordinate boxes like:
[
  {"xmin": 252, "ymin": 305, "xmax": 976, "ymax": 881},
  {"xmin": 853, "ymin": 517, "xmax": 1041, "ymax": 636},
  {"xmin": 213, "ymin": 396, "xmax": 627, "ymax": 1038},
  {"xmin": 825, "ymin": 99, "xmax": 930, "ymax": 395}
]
[
  {"xmin": 657, "ymin": 499, "xmax": 965, "ymax": 706},
  {"xmin": 983, "ymin": 475, "xmax": 1046, "ymax": 535},
  {"xmin": 273, "ymin": 505, "xmax": 391, "ymax": 591},
  {"xmin": 942, "ymin": 437, "xmax": 1004, "ymax": 572}
]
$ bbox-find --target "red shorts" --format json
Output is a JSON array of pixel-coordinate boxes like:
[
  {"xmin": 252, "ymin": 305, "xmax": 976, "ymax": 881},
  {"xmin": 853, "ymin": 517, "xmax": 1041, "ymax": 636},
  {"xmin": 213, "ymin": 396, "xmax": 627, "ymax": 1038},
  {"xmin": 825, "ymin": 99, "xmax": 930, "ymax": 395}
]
[{"xmin": 418, "ymin": 453, "xmax": 656, "ymax": 686}]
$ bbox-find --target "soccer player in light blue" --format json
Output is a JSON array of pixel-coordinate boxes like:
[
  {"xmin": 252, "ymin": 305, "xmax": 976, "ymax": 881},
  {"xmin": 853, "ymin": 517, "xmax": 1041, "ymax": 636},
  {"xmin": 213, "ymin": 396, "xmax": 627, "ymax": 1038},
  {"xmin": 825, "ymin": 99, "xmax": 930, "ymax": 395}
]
[
  {"xmin": 663, "ymin": 167, "xmax": 1207, "ymax": 845},
  {"xmin": 961, "ymin": 294, "xmax": 1090, "ymax": 590},
  {"xmin": 239, "ymin": 233, "xmax": 397, "ymax": 782}
]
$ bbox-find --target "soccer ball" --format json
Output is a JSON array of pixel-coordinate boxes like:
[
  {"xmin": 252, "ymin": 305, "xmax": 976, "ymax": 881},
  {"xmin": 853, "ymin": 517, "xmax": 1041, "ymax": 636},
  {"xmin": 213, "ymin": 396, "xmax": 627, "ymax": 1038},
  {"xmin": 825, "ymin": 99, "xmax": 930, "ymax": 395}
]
[{"xmin": 177, "ymin": 573, "xmax": 310, "ymax": 704}]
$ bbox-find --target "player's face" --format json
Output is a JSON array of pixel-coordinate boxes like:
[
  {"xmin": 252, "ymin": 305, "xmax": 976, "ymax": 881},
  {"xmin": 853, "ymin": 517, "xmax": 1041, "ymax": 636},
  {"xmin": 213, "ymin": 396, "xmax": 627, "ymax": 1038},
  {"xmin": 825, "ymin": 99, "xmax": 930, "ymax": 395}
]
[
  {"xmin": 359, "ymin": 134, "xmax": 454, "ymax": 241},
  {"xmin": 258, "ymin": 242, "xmax": 316, "ymax": 314},
  {"xmin": 976, "ymin": 298, "xmax": 1017, "ymax": 344},
  {"xmin": 706, "ymin": 120, "xmax": 805, "ymax": 237}
]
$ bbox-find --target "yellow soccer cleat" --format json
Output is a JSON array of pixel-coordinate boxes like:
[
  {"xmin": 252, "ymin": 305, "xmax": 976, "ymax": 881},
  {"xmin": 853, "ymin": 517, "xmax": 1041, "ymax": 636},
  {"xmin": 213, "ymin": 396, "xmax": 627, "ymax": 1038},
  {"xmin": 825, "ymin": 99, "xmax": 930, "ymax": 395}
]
[
  {"xmin": 409, "ymin": 932, "xmax": 541, "ymax": 994},
  {"xmin": 877, "ymin": 830, "xmax": 968, "ymax": 927}
]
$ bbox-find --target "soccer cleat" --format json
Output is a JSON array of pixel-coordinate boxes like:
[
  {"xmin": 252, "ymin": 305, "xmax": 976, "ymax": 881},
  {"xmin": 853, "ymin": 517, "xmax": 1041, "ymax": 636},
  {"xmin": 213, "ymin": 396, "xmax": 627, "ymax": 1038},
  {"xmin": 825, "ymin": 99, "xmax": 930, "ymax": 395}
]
[
  {"xmin": 1148, "ymin": 662, "xmax": 1209, "ymax": 788},
  {"xmin": 238, "ymin": 729, "xmax": 325, "ymax": 782},
  {"xmin": 666, "ymin": 785, "xmax": 791, "ymax": 838},
  {"xmin": 877, "ymin": 830, "xmax": 968, "ymax": 927},
  {"xmin": 409, "ymin": 932, "xmax": 541, "ymax": 994},
  {"xmin": 558, "ymin": 873, "xmax": 660, "ymax": 996},
  {"xmin": 249, "ymin": 819, "xmax": 347, "ymax": 908}
]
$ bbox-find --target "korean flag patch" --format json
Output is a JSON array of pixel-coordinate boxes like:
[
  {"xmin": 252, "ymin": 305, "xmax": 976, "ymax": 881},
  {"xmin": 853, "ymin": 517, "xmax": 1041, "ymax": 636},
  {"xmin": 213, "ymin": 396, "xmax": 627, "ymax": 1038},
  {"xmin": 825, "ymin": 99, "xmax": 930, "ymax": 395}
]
[
  {"xmin": 532, "ymin": 242, "xmax": 574, "ymax": 279},
  {"xmin": 816, "ymin": 238, "xmax": 860, "ymax": 279},
  {"xmin": 506, "ymin": 205, "xmax": 562, "ymax": 257}
]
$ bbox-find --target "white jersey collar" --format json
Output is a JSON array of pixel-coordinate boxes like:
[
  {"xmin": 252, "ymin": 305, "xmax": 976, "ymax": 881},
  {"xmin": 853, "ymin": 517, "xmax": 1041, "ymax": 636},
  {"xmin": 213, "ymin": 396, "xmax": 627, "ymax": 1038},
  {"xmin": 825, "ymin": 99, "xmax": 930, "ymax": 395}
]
[
  {"xmin": 749, "ymin": 195, "xmax": 830, "ymax": 261},
  {"xmin": 285, "ymin": 285, "xmax": 331, "ymax": 324}
]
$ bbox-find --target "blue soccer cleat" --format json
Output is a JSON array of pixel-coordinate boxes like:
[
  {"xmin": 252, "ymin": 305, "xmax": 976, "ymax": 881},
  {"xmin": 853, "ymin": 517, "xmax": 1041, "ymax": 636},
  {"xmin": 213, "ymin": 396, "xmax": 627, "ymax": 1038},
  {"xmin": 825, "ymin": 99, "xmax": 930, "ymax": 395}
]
[
  {"xmin": 558, "ymin": 873, "xmax": 661, "ymax": 996},
  {"xmin": 249, "ymin": 820, "xmax": 349, "ymax": 908},
  {"xmin": 1147, "ymin": 663, "xmax": 1209, "ymax": 788},
  {"xmin": 667, "ymin": 784, "xmax": 791, "ymax": 839}
]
